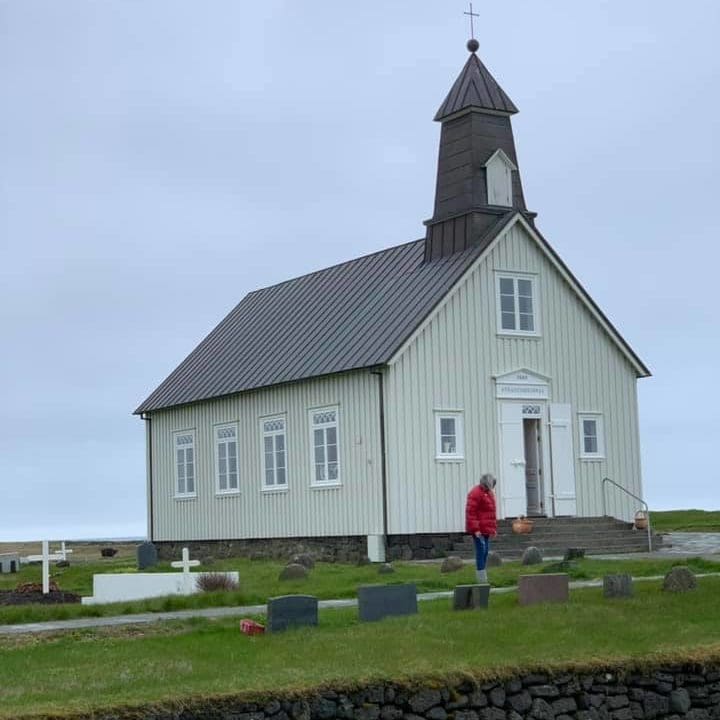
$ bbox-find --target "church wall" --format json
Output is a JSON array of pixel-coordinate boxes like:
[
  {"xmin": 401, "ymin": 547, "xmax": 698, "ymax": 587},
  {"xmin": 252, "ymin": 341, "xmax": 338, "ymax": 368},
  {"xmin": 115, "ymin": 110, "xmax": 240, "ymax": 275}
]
[
  {"xmin": 384, "ymin": 220, "xmax": 644, "ymax": 533},
  {"xmin": 148, "ymin": 371, "xmax": 384, "ymax": 542}
]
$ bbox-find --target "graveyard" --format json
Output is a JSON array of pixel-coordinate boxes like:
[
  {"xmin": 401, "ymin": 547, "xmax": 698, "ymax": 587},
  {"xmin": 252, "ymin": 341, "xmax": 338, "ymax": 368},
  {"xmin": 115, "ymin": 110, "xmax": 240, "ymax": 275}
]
[
  {"xmin": 1, "ymin": 527, "xmax": 719, "ymax": 719},
  {"xmin": 1, "ymin": 539, "xmax": 719, "ymax": 625},
  {"xmin": 0, "ymin": 575, "xmax": 719, "ymax": 719}
]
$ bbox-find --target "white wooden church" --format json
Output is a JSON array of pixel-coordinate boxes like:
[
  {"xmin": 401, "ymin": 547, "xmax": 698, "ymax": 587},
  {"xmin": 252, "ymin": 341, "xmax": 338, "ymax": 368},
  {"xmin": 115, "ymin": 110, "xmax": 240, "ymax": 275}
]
[{"xmin": 135, "ymin": 40, "xmax": 650, "ymax": 561}]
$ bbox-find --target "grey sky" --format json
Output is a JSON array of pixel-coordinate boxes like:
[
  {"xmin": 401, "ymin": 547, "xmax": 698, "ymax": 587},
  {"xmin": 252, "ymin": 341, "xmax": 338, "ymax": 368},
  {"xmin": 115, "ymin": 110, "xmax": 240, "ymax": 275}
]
[{"xmin": 1, "ymin": 1, "xmax": 718, "ymax": 541}]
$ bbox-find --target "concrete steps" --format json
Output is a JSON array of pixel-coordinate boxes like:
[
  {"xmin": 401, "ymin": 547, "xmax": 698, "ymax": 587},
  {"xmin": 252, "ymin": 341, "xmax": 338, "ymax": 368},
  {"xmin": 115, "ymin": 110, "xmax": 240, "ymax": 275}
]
[{"xmin": 452, "ymin": 516, "xmax": 663, "ymax": 559}]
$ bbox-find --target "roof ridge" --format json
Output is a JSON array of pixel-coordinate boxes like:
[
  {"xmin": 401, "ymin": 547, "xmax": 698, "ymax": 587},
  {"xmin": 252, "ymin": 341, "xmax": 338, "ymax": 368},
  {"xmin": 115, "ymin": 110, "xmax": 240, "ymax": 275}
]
[{"xmin": 246, "ymin": 238, "xmax": 425, "ymax": 297}]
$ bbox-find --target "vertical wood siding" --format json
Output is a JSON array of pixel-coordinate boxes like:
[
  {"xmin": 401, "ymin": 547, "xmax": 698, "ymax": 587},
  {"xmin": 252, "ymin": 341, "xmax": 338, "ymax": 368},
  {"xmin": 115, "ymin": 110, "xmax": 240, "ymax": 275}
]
[
  {"xmin": 385, "ymin": 221, "xmax": 644, "ymax": 533},
  {"xmin": 149, "ymin": 372, "xmax": 383, "ymax": 541}
]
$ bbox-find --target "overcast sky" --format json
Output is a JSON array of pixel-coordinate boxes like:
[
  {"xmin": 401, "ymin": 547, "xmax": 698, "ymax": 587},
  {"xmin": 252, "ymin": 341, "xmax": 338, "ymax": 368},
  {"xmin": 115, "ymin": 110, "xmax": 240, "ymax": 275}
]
[{"xmin": 1, "ymin": 1, "xmax": 719, "ymax": 542}]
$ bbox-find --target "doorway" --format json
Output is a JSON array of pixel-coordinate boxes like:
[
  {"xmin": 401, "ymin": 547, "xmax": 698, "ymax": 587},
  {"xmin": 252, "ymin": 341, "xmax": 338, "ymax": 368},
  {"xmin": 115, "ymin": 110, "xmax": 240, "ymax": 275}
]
[{"xmin": 523, "ymin": 417, "xmax": 543, "ymax": 516}]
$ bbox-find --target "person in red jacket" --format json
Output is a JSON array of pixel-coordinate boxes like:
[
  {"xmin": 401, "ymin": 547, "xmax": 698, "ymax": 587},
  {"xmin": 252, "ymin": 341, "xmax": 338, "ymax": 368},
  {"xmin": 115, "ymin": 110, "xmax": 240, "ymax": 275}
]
[{"xmin": 465, "ymin": 473, "xmax": 498, "ymax": 583}]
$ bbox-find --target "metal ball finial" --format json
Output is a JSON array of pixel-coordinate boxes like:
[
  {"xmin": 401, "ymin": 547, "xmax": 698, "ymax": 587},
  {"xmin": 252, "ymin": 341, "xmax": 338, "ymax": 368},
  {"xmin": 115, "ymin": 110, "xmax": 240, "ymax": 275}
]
[{"xmin": 467, "ymin": 38, "xmax": 479, "ymax": 53}]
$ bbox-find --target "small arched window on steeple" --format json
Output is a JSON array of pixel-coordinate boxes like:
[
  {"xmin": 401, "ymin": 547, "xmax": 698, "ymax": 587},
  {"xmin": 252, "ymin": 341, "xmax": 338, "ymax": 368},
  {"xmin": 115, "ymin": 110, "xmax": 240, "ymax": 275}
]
[{"xmin": 485, "ymin": 149, "xmax": 517, "ymax": 207}]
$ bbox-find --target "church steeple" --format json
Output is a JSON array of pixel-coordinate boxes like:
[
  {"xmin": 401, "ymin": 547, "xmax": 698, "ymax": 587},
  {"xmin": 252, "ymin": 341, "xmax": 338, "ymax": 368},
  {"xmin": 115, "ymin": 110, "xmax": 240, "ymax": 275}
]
[{"xmin": 424, "ymin": 40, "xmax": 532, "ymax": 261}]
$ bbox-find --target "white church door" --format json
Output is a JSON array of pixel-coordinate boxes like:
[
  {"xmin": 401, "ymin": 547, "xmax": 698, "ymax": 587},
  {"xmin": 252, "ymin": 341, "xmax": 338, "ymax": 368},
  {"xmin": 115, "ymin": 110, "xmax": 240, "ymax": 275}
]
[
  {"xmin": 499, "ymin": 401, "xmax": 547, "ymax": 517},
  {"xmin": 498, "ymin": 402, "xmax": 527, "ymax": 517},
  {"xmin": 549, "ymin": 403, "xmax": 577, "ymax": 515}
]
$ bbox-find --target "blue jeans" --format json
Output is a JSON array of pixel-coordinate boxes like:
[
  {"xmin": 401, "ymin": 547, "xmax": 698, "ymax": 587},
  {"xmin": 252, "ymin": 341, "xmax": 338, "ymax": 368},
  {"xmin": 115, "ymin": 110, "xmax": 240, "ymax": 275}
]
[{"xmin": 473, "ymin": 534, "xmax": 490, "ymax": 571}]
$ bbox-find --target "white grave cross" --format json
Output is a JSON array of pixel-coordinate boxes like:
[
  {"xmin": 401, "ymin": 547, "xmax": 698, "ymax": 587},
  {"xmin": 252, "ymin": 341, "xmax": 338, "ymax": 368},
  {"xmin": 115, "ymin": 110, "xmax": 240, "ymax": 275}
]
[
  {"xmin": 170, "ymin": 547, "xmax": 200, "ymax": 593},
  {"xmin": 52, "ymin": 541, "xmax": 73, "ymax": 562},
  {"xmin": 25, "ymin": 540, "xmax": 64, "ymax": 594}
]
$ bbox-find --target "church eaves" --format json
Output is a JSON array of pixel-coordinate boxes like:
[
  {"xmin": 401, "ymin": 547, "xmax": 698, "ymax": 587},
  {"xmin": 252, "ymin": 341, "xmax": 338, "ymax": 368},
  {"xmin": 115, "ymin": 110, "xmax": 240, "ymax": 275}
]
[{"xmin": 434, "ymin": 51, "xmax": 518, "ymax": 121}]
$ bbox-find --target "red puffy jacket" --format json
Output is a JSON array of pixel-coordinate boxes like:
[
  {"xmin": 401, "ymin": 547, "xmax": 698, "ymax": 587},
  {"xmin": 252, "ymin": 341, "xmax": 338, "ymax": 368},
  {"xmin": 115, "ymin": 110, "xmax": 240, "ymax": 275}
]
[{"xmin": 465, "ymin": 484, "xmax": 497, "ymax": 536}]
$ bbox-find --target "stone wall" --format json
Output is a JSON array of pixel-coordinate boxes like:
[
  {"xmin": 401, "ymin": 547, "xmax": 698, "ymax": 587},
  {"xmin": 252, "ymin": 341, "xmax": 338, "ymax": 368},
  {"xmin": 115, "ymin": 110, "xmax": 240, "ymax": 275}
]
[
  {"xmin": 155, "ymin": 534, "xmax": 464, "ymax": 563},
  {"xmin": 386, "ymin": 533, "xmax": 464, "ymax": 560},
  {"xmin": 155, "ymin": 536, "xmax": 367, "ymax": 563},
  {"xmin": 60, "ymin": 662, "xmax": 720, "ymax": 720}
]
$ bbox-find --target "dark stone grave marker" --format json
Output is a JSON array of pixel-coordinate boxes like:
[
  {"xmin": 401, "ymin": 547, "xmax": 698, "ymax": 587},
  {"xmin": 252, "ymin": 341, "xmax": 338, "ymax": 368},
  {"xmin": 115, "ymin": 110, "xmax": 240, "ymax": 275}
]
[
  {"xmin": 518, "ymin": 573, "xmax": 569, "ymax": 606},
  {"xmin": 137, "ymin": 542, "xmax": 158, "ymax": 570},
  {"xmin": 603, "ymin": 573, "xmax": 633, "ymax": 598},
  {"xmin": 267, "ymin": 594, "xmax": 319, "ymax": 633},
  {"xmin": 358, "ymin": 583, "xmax": 417, "ymax": 622},
  {"xmin": 453, "ymin": 584, "xmax": 490, "ymax": 610}
]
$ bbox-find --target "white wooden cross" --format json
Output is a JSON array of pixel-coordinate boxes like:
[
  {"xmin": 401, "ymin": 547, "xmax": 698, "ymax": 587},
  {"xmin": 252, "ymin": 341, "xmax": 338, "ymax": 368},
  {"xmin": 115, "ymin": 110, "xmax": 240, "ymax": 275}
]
[
  {"xmin": 170, "ymin": 547, "xmax": 200, "ymax": 593},
  {"xmin": 52, "ymin": 541, "xmax": 73, "ymax": 562},
  {"xmin": 24, "ymin": 541, "xmax": 64, "ymax": 594}
]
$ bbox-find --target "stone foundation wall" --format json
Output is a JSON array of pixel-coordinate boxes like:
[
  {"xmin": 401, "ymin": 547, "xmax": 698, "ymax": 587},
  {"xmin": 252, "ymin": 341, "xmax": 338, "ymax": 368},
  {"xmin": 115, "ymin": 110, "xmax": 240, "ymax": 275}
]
[
  {"xmin": 60, "ymin": 662, "xmax": 720, "ymax": 720},
  {"xmin": 155, "ymin": 536, "xmax": 367, "ymax": 563},
  {"xmin": 155, "ymin": 533, "xmax": 464, "ymax": 563},
  {"xmin": 386, "ymin": 533, "xmax": 465, "ymax": 560}
]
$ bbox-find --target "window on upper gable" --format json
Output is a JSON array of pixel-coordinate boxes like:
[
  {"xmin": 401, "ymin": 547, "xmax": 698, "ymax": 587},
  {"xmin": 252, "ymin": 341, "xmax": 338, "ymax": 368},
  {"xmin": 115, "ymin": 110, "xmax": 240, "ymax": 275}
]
[
  {"xmin": 174, "ymin": 430, "xmax": 196, "ymax": 498},
  {"xmin": 485, "ymin": 149, "xmax": 516, "ymax": 207},
  {"xmin": 496, "ymin": 272, "xmax": 539, "ymax": 336},
  {"xmin": 579, "ymin": 413, "xmax": 605, "ymax": 460}
]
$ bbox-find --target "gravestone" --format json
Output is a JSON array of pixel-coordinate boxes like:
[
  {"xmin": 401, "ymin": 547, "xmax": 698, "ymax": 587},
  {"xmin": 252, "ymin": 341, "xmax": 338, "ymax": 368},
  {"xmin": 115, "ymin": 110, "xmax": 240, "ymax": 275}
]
[
  {"xmin": 279, "ymin": 563, "xmax": 309, "ymax": 580},
  {"xmin": 521, "ymin": 546, "xmax": 543, "ymax": 565},
  {"xmin": 603, "ymin": 573, "xmax": 633, "ymax": 598},
  {"xmin": 171, "ymin": 547, "xmax": 201, "ymax": 593},
  {"xmin": 486, "ymin": 551, "xmax": 503, "ymax": 567},
  {"xmin": 267, "ymin": 594, "xmax": 319, "ymax": 633},
  {"xmin": 358, "ymin": 583, "xmax": 417, "ymax": 622},
  {"xmin": 453, "ymin": 584, "xmax": 490, "ymax": 610},
  {"xmin": 291, "ymin": 553, "xmax": 315, "ymax": 570},
  {"xmin": 564, "ymin": 547, "xmax": 586, "ymax": 561},
  {"xmin": 440, "ymin": 556, "xmax": 464, "ymax": 573},
  {"xmin": 663, "ymin": 566, "xmax": 697, "ymax": 593},
  {"xmin": 0, "ymin": 553, "xmax": 20, "ymax": 573},
  {"xmin": 137, "ymin": 542, "xmax": 158, "ymax": 570},
  {"xmin": 518, "ymin": 574, "xmax": 569, "ymax": 606}
]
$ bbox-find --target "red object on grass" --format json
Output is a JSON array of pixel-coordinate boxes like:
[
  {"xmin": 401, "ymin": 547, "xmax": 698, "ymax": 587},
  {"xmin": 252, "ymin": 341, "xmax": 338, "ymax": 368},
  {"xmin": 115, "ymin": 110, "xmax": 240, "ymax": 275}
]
[{"xmin": 240, "ymin": 619, "xmax": 265, "ymax": 635}]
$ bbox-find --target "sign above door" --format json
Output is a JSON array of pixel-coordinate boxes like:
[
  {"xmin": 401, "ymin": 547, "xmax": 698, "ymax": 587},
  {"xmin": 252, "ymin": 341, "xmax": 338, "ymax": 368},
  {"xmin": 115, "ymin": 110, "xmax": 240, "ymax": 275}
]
[{"xmin": 494, "ymin": 369, "xmax": 550, "ymax": 400}]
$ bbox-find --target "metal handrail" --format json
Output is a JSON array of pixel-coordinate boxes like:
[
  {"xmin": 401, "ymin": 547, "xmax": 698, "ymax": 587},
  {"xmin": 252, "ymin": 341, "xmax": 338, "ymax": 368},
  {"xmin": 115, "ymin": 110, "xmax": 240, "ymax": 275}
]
[{"xmin": 602, "ymin": 476, "xmax": 652, "ymax": 552}]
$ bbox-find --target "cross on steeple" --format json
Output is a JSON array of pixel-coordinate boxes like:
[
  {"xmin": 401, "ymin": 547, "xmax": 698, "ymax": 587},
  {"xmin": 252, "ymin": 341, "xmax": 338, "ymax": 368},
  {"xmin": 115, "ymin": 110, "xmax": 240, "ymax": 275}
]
[{"xmin": 464, "ymin": 2, "xmax": 479, "ymax": 40}]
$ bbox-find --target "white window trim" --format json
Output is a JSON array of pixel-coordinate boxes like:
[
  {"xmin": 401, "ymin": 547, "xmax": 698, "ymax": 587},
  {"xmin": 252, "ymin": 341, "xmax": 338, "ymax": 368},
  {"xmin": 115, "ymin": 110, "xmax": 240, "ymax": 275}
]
[
  {"xmin": 435, "ymin": 411, "xmax": 465, "ymax": 462},
  {"xmin": 214, "ymin": 422, "xmax": 240, "ymax": 496},
  {"xmin": 495, "ymin": 271, "xmax": 541, "ymax": 337},
  {"xmin": 173, "ymin": 429, "xmax": 197, "ymax": 499},
  {"xmin": 309, "ymin": 405, "xmax": 341, "ymax": 488},
  {"xmin": 261, "ymin": 415, "xmax": 289, "ymax": 493},
  {"xmin": 578, "ymin": 412, "xmax": 606, "ymax": 461}
]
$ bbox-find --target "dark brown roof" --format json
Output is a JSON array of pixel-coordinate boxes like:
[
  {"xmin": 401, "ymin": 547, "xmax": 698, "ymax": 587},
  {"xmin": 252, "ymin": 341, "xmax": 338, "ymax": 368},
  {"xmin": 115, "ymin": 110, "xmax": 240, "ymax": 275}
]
[
  {"xmin": 434, "ymin": 52, "xmax": 518, "ymax": 121},
  {"xmin": 135, "ymin": 214, "xmax": 517, "ymax": 414}
]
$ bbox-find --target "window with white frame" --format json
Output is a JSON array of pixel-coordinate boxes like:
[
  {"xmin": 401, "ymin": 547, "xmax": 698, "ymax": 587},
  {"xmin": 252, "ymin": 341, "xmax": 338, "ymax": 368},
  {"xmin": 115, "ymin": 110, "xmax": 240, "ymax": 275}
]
[
  {"xmin": 311, "ymin": 407, "xmax": 339, "ymax": 484},
  {"xmin": 579, "ymin": 413, "xmax": 605, "ymax": 459},
  {"xmin": 215, "ymin": 423, "xmax": 239, "ymax": 493},
  {"xmin": 435, "ymin": 412, "xmax": 464, "ymax": 460},
  {"xmin": 496, "ymin": 273, "xmax": 538, "ymax": 335},
  {"xmin": 174, "ymin": 430, "xmax": 196, "ymax": 497},
  {"xmin": 262, "ymin": 417, "xmax": 287, "ymax": 489}
]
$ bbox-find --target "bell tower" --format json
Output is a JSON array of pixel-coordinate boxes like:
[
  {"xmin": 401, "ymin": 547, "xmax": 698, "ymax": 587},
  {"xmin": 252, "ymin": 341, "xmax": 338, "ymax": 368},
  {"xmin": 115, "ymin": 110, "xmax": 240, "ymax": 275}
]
[{"xmin": 424, "ymin": 38, "xmax": 534, "ymax": 261}]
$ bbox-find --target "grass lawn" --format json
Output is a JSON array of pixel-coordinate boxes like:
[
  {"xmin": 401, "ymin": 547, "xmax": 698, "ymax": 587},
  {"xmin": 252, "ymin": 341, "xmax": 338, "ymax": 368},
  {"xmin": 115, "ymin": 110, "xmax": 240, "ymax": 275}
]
[
  {"xmin": 650, "ymin": 509, "xmax": 720, "ymax": 533},
  {"xmin": 1, "ymin": 555, "xmax": 720, "ymax": 625},
  {"xmin": 1, "ymin": 578, "xmax": 719, "ymax": 719}
]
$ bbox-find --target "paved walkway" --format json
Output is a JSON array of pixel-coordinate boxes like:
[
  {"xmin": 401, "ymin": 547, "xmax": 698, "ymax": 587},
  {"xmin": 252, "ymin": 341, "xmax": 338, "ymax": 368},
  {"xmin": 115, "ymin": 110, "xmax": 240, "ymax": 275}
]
[{"xmin": 3, "ymin": 573, "xmax": 719, "ymax": 637}]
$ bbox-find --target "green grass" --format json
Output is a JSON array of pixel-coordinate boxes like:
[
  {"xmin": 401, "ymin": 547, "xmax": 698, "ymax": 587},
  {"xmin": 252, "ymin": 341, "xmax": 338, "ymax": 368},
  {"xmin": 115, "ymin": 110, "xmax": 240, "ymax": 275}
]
[
  {"xmin": 1, "ymin": 555, "xmax": 719, "ymax": 626},
  {"xmin": 650, "ymin": 509, "xmax": 720, "ymax": 533},
  {"xmin": 1, "ymin": 578, "xmax": 720, "ymax": 719}
]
